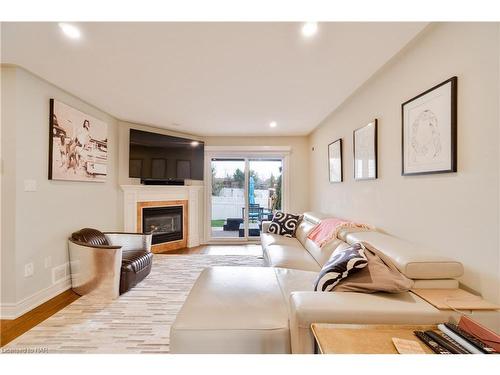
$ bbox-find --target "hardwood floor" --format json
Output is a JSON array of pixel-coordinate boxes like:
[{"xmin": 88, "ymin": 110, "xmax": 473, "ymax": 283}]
[
  {"xmin": 168, "ymin": 243, "xmax": 263, "ymax": 256},
  {"xmin": 0, "ymin": 243, "xmax": 262, "ymax": 347},
  {"xmin": 0, "ymin": 289, "xmax": 80, "ymax": 347}
]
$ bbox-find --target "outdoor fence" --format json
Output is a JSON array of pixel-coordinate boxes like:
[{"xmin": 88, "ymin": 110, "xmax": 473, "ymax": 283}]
[{"xmin": 211, "ymin": 188, "xmax": 270, "ymax": 220}]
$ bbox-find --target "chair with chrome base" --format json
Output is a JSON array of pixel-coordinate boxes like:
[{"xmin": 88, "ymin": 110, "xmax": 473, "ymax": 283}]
[{"xmin": 68, "ymin": 228, "xmax": 153, "ymax": 299}]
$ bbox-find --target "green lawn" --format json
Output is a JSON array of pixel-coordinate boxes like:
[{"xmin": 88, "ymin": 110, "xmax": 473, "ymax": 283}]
[{"xmin": 211, "ymin": 219, "xmax": 225, "ymax": 227}]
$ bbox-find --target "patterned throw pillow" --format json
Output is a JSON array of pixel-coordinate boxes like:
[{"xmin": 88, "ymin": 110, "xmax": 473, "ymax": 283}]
[
  {"xmin": 313, "ymin": 243, "xmax": 368, "ymax": 292},
  {"xmin": 334, "ymin": 248, "xmax": 414, "ymax": 293},
  {"xmin": 268, "ymin": 211, "xmax": 301, "ymax": 238}
]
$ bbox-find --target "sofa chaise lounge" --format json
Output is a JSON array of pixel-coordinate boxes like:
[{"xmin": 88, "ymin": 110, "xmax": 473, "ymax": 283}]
[{"xmin": 170, "ymin": 212, "xmax": 465, "ymax": 353}]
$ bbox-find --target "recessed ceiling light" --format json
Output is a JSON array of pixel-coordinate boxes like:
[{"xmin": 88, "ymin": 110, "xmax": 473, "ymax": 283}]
[
  {"xmin": 190, "ymin": 141, "xmax": 200, "ymax": 147},
  {"xmin": 301, "ymin": 22, "xmax": 318, "ymax": 38},
  {"xmin": 58, "ymin": 23, "xmax": 81, "ymax": 39},
  {"xmin": 269, "ymin": 121, "xmax": 277, "ymax": 128}
]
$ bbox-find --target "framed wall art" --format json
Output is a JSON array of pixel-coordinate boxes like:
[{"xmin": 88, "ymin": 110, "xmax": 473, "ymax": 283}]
[
  {"xmin": 49, "ymin": 99, "xmax": 108, "ymax": 182},
  {"xmin": 353, "ymin": 119, "xmax": 378, "ymax": 180},
  {"xmin": 328, "ymin": 138, "xmax": 343, "ymax": 183},
  {"xmin": 402, "ymin": 76, "xmax": 457, "ymax": 176}
]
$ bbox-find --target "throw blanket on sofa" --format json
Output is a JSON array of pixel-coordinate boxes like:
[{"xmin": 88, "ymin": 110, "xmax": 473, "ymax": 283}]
[{"xmin": 307, "ymin": 217, "xmax": 373, "ymax": 248}]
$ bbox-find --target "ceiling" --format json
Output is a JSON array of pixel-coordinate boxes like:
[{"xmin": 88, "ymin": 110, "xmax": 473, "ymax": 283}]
[{"xmin": 1, "ymin": 22, "xmax": 428, "ymax": 136}]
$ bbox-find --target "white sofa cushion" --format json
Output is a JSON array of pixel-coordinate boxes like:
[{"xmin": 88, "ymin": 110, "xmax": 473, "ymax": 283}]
[
  {"xmin": 288, "ymin": 290, "xmax": 451, "ymax": 353},
  {"xmin": 261, "ymin": 232, "xmax": 301, "ymax": 248},
  {"xmin": 170, "ymin": 267, "xmax": 290, "ymax": 353},
  {"xmin": 303, "ymin": 238, "xmax": 350, "ymax": 268},
  {"xmin": 263, "ymin": 212, "xmax": 464, "ymax": 281},
  {"xmin": 274, "ymin": 267, "xmax": 316, "ymax": 296},
  {"xmin": 262, "ymin": 212, "xmax": 346, "ymax": 271},
  {"xmin": 265, "ymin": 211, "xmax": 374, "ymax": 271},
  {"xmin": 273, "ymin": 263, "xmax": 457, "ymax": 353},
  {"xmin": 295, "ymin": 219, "xmax": 317, "ymax": 246},
  {"xmin": 346, "ymin": 231, "xmax": 464, "ymax": 279},
  {"xmin": 294, "ymin": 212, "xmax": 326, "ymax": 243},
  {"xmin": 169, "ymin": 264, "xmax": 457, "ymax": 354},
  {"xmin": 264, "ymin": 244, "xmax": 321, "ymax": 272}
]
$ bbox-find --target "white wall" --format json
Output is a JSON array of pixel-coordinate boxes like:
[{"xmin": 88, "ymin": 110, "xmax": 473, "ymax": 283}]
[
  {"xmin": 1, "ymin": 66, "xmax": 17, "ymax": 305},
  {"xmin": 309, "ymin": 23, "xmax": 500, "ymax": 303},
  {"xmin": 1, "ymin": 66, "xmax": 121, "ymax": 316},
  {"xmin": 497, "ymin": 23, "xmax": 500, "ymax": 309}
]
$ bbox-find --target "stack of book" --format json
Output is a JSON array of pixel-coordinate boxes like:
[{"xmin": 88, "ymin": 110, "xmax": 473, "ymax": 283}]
[{"xmin": 414, "ymin": 316, "xmax": 499, "ymax": 354}]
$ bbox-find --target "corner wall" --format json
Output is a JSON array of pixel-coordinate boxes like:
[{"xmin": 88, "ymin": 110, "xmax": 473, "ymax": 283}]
[
  {"xmin": 1, "ymin": 66, "xmax": 17, "ymax": 306},
  {"xmin": 0, "ymin": 66, "xmax": 121, "ymax": 317},
  {"xmin": 497, "ymin": 22, "xmax": 500, "ymax": 308},
  {"xmin": 308, "ymin": 23, "xmax": 500, "ymax": 303}
]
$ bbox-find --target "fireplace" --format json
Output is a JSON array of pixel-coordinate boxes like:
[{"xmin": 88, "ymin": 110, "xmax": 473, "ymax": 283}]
[
  {"xmin": 142, "ymin": 206, "xmax": 183, "ymax": 245},
  {"xmin": 136, "ymin": 200, "xmax": 188, "ymax": 253}
]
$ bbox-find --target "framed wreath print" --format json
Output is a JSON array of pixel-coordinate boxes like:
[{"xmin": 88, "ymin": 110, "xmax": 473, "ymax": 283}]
[
  {"xmin": 402, "ymin": 76, "xmax": 457, "ymax": 175},
  {"xmin": 328, "ymin": 138, "xmax": 343, "ymax": 183},
  {"xmin": 353, "ymin": 119, "xmax": 377, "ymax": 180}
]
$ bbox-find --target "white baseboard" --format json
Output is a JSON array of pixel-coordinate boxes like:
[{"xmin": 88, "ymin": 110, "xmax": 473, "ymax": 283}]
[{"xmin": 0, "ymin": 277, "xmax": 71, "ymax": 319}]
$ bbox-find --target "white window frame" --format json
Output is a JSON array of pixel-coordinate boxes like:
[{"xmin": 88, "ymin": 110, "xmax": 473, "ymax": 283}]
[{"xmin": 204, "ymin": 146, "xmax": 291, "ymax": 244}]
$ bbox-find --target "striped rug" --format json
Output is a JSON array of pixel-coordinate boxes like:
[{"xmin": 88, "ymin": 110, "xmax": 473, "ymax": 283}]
[{"xmin": 4, "ymin": 254, "xmax": 265, "ymax": 354}]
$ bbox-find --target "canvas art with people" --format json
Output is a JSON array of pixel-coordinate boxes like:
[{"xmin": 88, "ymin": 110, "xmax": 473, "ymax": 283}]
[{"xmin": 49, "ymin": 99, "xmax": 108, "ymax": 182}]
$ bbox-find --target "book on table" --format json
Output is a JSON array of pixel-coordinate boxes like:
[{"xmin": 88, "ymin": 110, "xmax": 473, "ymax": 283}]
[
  {"xmin": 458, "ymin": 315, "xmax": 500, "ymax": 352},
  {"xmin": 413, "ymin": 316, "xmax": 498, "ymax": 354}
]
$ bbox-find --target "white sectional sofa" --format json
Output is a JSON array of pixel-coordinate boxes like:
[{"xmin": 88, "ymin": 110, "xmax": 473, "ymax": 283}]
[{"xmin": 170, "ymin": 212, "xmax": 464, "ymax": 354}]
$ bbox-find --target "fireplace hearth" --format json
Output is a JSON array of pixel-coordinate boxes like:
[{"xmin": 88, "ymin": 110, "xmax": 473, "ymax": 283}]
[
  {"xmin": 123, "ymin": 184, "xmax": 201, "ymax": 252},
  {"xmin": 142, "ymin": 205, "xmax": 183, "ymax": 245}
]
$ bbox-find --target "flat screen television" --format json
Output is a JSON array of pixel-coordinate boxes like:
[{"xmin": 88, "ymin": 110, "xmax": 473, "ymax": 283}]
[{"xmin": 129, "ymin": 129, "xmax": 204, "ymax": 182}]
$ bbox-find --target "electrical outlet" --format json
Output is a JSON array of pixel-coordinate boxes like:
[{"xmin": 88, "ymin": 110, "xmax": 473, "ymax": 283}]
[
  {"xmin": 52, "ymin": 263, "xmax": 68, "ymax": 284},
  {"xmin": 44, "ymin": 256, "xmax": 52, "ymax": 269},
  {"xmin": 24, "ymin": 179, "xmax": 37, "ymax": 192},
  {"xmin": 24, "ymin": 262, "xmax": 34, "ymax": 277}
]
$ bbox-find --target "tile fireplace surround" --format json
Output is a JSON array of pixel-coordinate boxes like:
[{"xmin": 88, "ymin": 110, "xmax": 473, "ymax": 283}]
[{"xmin": 121, "ymin": 185, "xmax": 204, "ymax": 250}]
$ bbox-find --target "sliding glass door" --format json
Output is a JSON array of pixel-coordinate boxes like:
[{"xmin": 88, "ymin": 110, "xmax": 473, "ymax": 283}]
[
  {"xmin": 210, "ymin": 159, "xmax": 247, "ymax": 239},
  {"xmin": 247, "ymin": 159, "xmax": 282, "ymax": 239},
  {"xmin": 209, "ymin": 156, "xmax": 284, "ymax": 241}
]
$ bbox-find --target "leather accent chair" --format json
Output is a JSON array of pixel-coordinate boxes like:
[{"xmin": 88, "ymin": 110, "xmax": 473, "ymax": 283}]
[{"xmin": 69, "ymin": 228, "xmax": 153, "ymax": 298}]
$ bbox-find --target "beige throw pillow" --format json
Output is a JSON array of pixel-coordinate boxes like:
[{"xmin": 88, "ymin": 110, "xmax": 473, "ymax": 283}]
[{"xmin": 334, "ymin": 246, "xmax": 414, "ymax": 293}]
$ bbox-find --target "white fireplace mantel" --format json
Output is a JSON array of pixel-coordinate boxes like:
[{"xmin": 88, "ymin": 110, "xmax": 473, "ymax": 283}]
[{"xmin": 121, "ymin": 184, "xmax": 204, "ymax": 248}]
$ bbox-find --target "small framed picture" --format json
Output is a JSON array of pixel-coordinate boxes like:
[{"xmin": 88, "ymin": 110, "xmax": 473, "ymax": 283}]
[
  {"xmin": 402, "ymin": 76, "xmax": 457, "ymax": 175},
  {"xmin": 353, "ymin": 120, "xmax": 378, "ymax": 180},
  {"xmin": 328, "ymin": 139, "xmax": 343, "ymax": 183}
]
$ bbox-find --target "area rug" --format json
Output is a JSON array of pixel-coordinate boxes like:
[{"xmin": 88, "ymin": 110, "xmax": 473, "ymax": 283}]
[{"xmin": 4, "ymin": 254, "xmax": 265, "ymax": 354}]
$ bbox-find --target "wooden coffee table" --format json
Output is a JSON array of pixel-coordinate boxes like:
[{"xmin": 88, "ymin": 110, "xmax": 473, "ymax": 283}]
[{"xmin": 311, "ymin": 323, "xmax": 437, "ymax": 354}]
